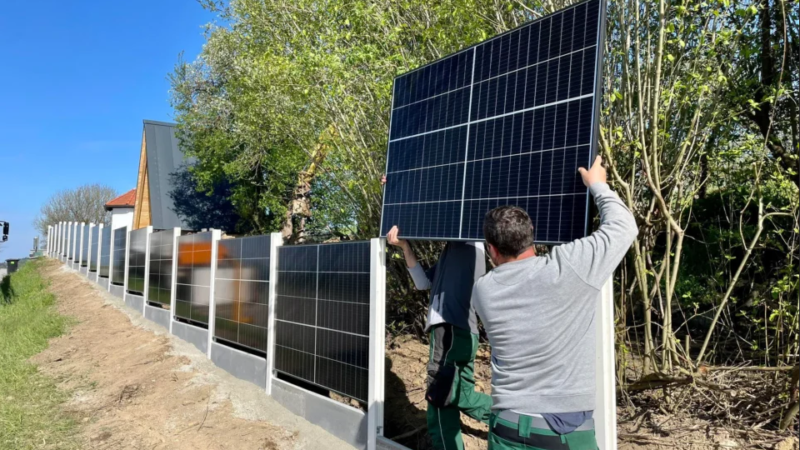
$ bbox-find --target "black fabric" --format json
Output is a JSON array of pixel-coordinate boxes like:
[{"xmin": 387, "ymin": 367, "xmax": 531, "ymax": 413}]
[
  {"xmin": 426, "ymin": 242, "xmax": 480, "ymax": 333},
  {"xmin": 426, "ymin": 324, "xmax": 456, "ymax": 407},
  {"xmin": 492, "ymin": 422, "xmax": 570, "ymax": 449}
]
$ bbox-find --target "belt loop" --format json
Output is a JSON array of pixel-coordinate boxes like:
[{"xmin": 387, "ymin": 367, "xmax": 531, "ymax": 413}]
[{"xmin": 518, "ymin": 415, "xmax": 531, "ymax": 438}]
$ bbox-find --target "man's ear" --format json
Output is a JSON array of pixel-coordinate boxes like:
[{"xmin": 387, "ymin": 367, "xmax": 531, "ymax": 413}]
[{"xmin": 486, "ymin": 242, "xmax": 499, "ymax": 263}]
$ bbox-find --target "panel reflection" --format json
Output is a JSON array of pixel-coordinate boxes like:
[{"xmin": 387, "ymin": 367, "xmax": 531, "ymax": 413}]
[
  {"xmin": 127, "ymin": 228, "xmax": 148, "ymax": 295},
  {"xmin": 214, "ymin": 235, "xmax": 270, "ymax": 353},
  {"xmin": 175, "ymin": 232, "xmax": 213, "ymax": 326},
  {"xmin": 111, "ymin": 227, "xmax": 127, "ymax": 285},
  {"xmin": 148, "ymin": 230, "xmax": 174, "ymax": 306}
]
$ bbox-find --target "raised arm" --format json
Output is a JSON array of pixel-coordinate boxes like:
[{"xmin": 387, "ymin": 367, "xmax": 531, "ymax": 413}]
[
  {"xmin": 387, "ymin": 226, "xmax": 432, "ymax": 290},
  {"xmin": 556, "ymin": 156, "xmax": 638, "ymax": 289}
]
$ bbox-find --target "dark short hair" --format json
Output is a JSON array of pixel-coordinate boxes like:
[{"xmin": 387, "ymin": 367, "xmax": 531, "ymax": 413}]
[{"xmin": 483, "ymin": 206, "xmax": 534, "ymax": 257}]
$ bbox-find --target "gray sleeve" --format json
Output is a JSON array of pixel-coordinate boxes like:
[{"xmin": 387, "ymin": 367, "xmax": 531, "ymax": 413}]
[
  {"xmin": 407, "ymin": 263, "xmax": 432, "ymax": 290},
  {"xmin": 556, "ymin": 182, "xmax": 638, "ymax": 290}
]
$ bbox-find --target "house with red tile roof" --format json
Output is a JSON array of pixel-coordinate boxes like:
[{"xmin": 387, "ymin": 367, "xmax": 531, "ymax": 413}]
[{"xmin": 105, "ymin": 188, "xmax": 136, "ymax": 231}]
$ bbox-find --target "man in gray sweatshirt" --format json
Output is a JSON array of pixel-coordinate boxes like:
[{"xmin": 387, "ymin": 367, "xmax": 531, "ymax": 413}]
[{"xmin": 472, "ymin": 156, "xmax": 637, "ymax": 450}]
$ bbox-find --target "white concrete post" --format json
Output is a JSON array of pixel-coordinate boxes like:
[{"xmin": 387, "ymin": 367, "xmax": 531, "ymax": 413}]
[
  {"xmin": 265, "ymin": 232, "xmax": 283, "ymax": 396},
  {"xmin": 141, "ymin": 226, "xmax": 153, "ymax": 315},
  {"xmin": 168, "ymin": 227, "xmax": 181, "ymax": 334},
  {"xmin": 206, "ymin": 229, "xmax": 222, "ymax": 358},
  {"xmin": 595, "ymin": 278, "xmax": 618, "ymax": 450},
  {"xmin": 367, "ymin": 238, "xmax": 387, "ymax": 450},
  {"xmin": 95, "ymin": 224, "xmax": 104, "ymax": 283}
]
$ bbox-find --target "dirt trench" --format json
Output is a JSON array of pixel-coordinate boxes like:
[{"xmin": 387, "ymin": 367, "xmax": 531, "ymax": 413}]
[{"xmin": 32, "ymin": 260, "xmax": 353, "ymax": 450}]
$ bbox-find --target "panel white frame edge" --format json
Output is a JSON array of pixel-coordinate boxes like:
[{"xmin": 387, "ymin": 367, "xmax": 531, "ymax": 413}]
[
  {"xmin": 141, "ymin": 226, "xmax": 153, "ymax": 315},
  {"xmin": 596, "ymin": 277, "xmax": 617, "ymax": 450},
  {"xmin": 123, "ymin": 228, "xmax": 130, "ymax": 292},
  {"xmin": 368, "ymin": 238, "xmax": 387, "ymax": 450},
  {"xmin": 95, "ymin": 224, "xmax": 104, "ymax": 283},
  {"xmin": 169, "ymin": 227, "xmax": 181, "ymax": 334},
  {"xmin": 265, "ymin": 232, "xmax": 283, "ymax": 396},
  {"xmin": 206, "ymin": 229, "xmax": 222, "ymax": 359}
]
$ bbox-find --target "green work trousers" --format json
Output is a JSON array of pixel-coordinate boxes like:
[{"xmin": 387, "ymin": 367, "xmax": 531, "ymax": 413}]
[
  {"xmin": 426, "ymin": 324, "xmax": 492, "ymax": 450},
  {"xmin": 487, "ymin": 412, "xmax": 598, "ymax": 450}
]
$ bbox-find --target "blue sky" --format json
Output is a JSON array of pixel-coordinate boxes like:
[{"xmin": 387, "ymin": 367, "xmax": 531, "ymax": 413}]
[{"xmin": 0, "ymin": 1, "xmax": 214, "ymax": 259}]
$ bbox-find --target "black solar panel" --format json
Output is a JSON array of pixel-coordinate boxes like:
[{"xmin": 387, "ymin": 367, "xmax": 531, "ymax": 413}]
[
  {"xmin": 214, "ymin": 235, "xmax": 271, "ymax": 353},
  {"xmin": 381, "ymin": 0, "xmax": 604, "ymax": 243},
  {"xmin": 127, "ymin": 228, "xmax": 147, "ymax": 295},
  {"xmin": 112, "ymin": 227, "xmax": 127, "ymax": 285},
  {"xmin": 90, "ymin": 226, "xmax": 100, "ymax": 272},
  {"xmin": 175, "ymin": 232, "xmax": 213, "ymax": 326},
  {"xmin": 68, "ymin": 223, "xmax": 77, "ymax": 260},
  {"xmin": 148, "ymin": 230, "xmax": 174, "ymax": 306},
  {"xmin": 81, "ymin": 225, "xmax": 90, "ymax": 267},
  {"xmin": 275, "ymin": 241, "xmax": 371, "ymax": 402},
  {"xmin": 99, "ymin": 227, "xmax": 112, "ymax": 278}
]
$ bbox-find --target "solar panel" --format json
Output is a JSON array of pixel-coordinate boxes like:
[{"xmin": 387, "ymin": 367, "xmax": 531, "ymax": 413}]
[
  {"xmin": 275, "ymin": 241, "xmax": 371, "ymax": 402},
  {"xmin": 214, "ymin": 235, "xmax": 271, "ymax": 353},
  {"xmin": 99, "ymin": 227, "xmax": 112, "ymax": 278},
  {"xmin": 148, "ymin": 230, "xmax": 174, "ymax": 306},
  {"xmin": 81, "ymin": 225, "xmax": 91, "ymax": 267},
  {"xmin": 175, "ymin": 232, "xmax": 213, "ymax": 326},
  {"xmin": 112, "ymin": 227, "xmax": 127, "ymax": 285},
  {"xmin": 380, "ymin": 0, "xmax": 604, "ymax": 243},
  {"xmin": 68, "ymin": 223, "xmax": 76, "ymax": 260},
  {"xmin": 90, "ymin": 226, "xmax": 100, "ymax": 272},
  {"xmin": 127, "ymin": 228, "xmax": 147, "ymax": 295}
]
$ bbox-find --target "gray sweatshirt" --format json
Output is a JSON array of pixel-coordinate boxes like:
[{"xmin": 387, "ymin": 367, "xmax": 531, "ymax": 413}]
[{"xmin": 473, "ymin": 182, "xmax": 637, "ymax": 414}]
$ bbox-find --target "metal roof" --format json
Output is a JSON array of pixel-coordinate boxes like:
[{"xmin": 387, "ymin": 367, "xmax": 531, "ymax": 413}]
[{"xmin": 143, "ymin": 120, "xmax": 191, "ymax": 230}]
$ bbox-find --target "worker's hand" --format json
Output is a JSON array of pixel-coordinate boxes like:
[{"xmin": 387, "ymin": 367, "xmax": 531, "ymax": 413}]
[
  {"xmin": 578, "ymin": 155, "xmax": 607, "ymax": 187},
  {"xmin": 381, "ymin": 175, "xmax": 387, "ymax": 186},
  {"xmin": 386, "ymin": 226, "xmax": 408, "ymax": 249}
]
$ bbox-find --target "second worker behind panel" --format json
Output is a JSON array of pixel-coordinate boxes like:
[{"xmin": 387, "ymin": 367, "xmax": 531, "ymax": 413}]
[
  {"xmin": 473, "ymin": 156, "xmax": 638, "ymax": 450},
  {"xmin": 382, "ymin": 175, "xmax": 492, "ymax": 450}
]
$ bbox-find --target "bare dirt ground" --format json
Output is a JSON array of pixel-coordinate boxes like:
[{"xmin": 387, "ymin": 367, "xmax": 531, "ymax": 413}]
[
  {"xmin": 30, "ymin": 260, "xmax": 798, "ymax": 450},
  {"xmin": 33, "ymin": 260, "xmax": 354, "ymax": 450}
]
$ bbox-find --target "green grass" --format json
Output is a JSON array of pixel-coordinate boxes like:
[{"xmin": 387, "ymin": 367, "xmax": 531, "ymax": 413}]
[{"xmin": 0, "ymin": 260, "xmax": 78, "ymax": 450}]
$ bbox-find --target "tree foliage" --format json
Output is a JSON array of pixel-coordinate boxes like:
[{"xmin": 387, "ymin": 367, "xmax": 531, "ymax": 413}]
[
  {"xmin": 34, "ymin": 184, "xmax": 118, "ymax": 235},
  {"xmin": 171, "ymin": 0, "xmax": 799, "ymax": 428}
]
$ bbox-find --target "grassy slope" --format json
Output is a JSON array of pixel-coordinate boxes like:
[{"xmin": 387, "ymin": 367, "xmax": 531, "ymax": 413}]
[{"xmin": 0, "ymin": 260, "xmax": 77, "ymax": 450}]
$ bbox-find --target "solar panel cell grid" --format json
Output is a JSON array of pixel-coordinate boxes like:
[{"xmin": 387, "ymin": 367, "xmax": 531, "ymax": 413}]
[
  {"xmin": 213, "ymin": 235, "xmax": 271, "ymax": 353},
  {"xmin": 90, "ymin": 226, "xmax": 100, "ymax": 272},
  {"xmin": 148, "ymin": 230, "xmax": 174, "ymax": 306},
  {"xmin": 112, "ymin": 227, "xmax": 127, "ymax": 285},
  {"xmin": 127, "ymin": 228, "xmax": 148, "ymax": 295},
  {"xmin": 81, "ymin": 225, "xmax": 90, "ymax": 267},
  {"xmin": 175, "ymin": 232, "xmax": 213, "ymax": 326},
  {"xmin": 99, "ymin": 227, "xmax": 112, "ymax": 278},
  {"xmin": 275, "ymin": 241, "xmax": 371, "ymax": 402},
  {"xmin": 381, "ymin": 0, "xmax": 603, "ymax": 243}
]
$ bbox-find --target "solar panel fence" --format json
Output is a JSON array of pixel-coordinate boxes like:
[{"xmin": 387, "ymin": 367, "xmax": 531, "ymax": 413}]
[
  {"xmin": 90, "ymin": 226, "xmax": 100, "ymax": 272},
  {"xmin": 148, "ymin": 230, "xmax": 175, "ymax": 307},
  {"xmin": 275, "ymin": 241, "xmax": 371, "ymax": 402},
  {"xmin": 81, "ymin": 224, "xmax": 91, "ymax": 267},
  {"xmin": 175, "ymin": 232, "xmax": 213, "ymax": 326},
  {"xmin": 112, "ymin": 227, "xmax": 127, "ymax": 285},
  {"xmin": 214, "ymin": 235, "xmax": 271, "ymax": 353},
  {"xmin": 381, "ymin": 0, "xmax": 604, "ymax": 243},
  {"xmin": 127, "ymin": 228, "xmax": 148, "ymax": 295},
  {"xmin": 99, "ymin": 227, "xmax": 112, "ymax": 278}
]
